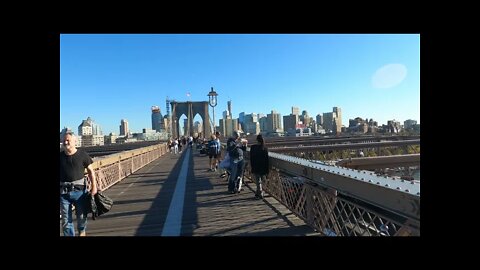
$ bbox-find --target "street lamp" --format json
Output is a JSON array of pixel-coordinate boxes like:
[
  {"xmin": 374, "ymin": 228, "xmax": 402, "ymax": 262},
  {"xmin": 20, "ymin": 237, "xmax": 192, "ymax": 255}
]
[{"xmin": 207, "ymin": 87, "xmax": 218, "ymax": 134}]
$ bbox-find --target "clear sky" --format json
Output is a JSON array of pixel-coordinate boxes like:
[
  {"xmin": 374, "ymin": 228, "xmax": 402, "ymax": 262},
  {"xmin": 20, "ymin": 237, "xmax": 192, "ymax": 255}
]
[{"xmin": 60, "ymin": 34, "xmax": 420, "ymax": 135}]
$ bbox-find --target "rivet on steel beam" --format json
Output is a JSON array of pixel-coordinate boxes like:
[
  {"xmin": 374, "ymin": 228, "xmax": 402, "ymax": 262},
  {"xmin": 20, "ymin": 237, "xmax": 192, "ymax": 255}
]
[
  {"xmin": 396, "ymin": 187, "xmax": 401, "ymax": 190},
  {"xmin": 368, "ymin": 180, "xmax": 372, "ymax": 183},
  {"xmin": 385, "ymin": 184, "xmax": 389, "ymax": 187},
  {"xmin": 410, "ymin": 181, "xmax": 415, "ymax": 185},
  {"xmin": 405, "ymin": 189, "xmax": 410, "ymax": 192},
  {"xmin": 376, "ymin": 182, "xmax": 381, "ymax": 184},
  {"xmin": 361, "ymin": 178, "xmax": 364, "ymax": 180},
  {"xmin": 417, "ymin": 192, "xmax": 420, "ymax": 195}
]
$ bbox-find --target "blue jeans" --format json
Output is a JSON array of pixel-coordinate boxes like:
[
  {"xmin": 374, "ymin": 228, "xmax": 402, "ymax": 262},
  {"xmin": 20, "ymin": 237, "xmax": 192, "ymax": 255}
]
[
  {"xmin": 60, "ymin": 189, "xmax": 88, "ymax": 236},
  {"xmin": 228, "ymin": 159, "xmax": 244, "ymax": 192}
]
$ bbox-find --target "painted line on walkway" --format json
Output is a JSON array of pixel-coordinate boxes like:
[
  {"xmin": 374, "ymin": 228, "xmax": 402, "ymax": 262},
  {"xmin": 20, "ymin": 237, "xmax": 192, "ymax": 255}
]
[{"xmin": 161, "ymin": 147, "xmax": 190, "ymax": 236}]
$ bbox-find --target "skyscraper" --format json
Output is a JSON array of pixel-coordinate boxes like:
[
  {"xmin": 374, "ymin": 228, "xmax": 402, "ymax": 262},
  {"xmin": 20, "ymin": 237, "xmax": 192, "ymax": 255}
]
[
  {"xmin": 78, "ymin": 117, "xmax": 102, "ymax": 136},
  {"xmin": 267, "ymin": 110, "xmax": 282, "ymax": 132},
  {"xmin": 151, "ymin": 106, "xmax": 164, "ymax": 132},
  {"xmin": 227, "ymin": 100, "xmax": 232, "ymax": 117},
  {"xmin": 333, "ymin": 107, "xmax": 342, "ymax": 133},
  {"xmin": 316, "ymin": 114, "xmax": 323, "ymax": 126},
  {"xmin": 87, "ymin": 117, "xmax": 102, "ymax": 136},
  {"xmin": 78, "ymin": 119, "xmax": 92, "ymax": 136},
  {"xmin": 292, "ymin": 107, "xmax": 299, "ymax": 115},
  {"xmin": 120, "ymin": 119, "xmax": 129, "ymax": 136}
]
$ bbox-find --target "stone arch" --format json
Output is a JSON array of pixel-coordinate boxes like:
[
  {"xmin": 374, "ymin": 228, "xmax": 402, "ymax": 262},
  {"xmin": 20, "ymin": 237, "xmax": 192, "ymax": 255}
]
[{"xmin": 171, "ymin": 101, "xmax": 211, "ymax": 139}]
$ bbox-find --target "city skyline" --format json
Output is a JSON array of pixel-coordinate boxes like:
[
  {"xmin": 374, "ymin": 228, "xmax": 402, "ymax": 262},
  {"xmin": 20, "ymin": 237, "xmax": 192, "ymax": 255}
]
[{"xmin": 60, "ymin": 34, "xmax": 420, "ymax": 134}]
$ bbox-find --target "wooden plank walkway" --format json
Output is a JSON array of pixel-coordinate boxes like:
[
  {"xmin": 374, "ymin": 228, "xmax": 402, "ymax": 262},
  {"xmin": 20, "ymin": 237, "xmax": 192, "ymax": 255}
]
[{"xmin": 60, "ymin": 146, "xmax": 320, "ymax": 236}]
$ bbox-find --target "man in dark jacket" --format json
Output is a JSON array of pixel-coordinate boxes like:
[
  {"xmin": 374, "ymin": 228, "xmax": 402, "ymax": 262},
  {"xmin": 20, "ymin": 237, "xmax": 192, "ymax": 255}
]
[
  {"xmin": 226, "ymin": 131, "xmax": 246, "ymax": 193},
  {"xmin": 249, "ymin": 134, "xmax": 269, "ymax": 199}
]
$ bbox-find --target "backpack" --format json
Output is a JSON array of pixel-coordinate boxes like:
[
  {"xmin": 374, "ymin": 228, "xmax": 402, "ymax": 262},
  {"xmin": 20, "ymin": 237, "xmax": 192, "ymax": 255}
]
[{"xmin": 208, "ymin": 140, "xmax": 218, "ymax": 155}]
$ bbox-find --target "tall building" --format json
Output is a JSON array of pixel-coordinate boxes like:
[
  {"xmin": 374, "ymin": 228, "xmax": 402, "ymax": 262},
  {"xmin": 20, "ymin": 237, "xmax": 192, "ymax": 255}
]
[
  {"xmin": 120, "ymin": 119, "xmax": 129, "ymax": 136},
  {"xmin": 163, "ymin": 115, "xmax": 171, "ymax": 133},
  {"xmin": 151, "ymin": 106, "xmax": 164, "ymax": 132},
  {"xmin": 301, "ymin": 110, "xmax": 311, "ymax": 127},
  {"xmin": 291, "ymin": 106, "xmax": 299, "ymax": 115},
  {"xmin": 387, "ymin": 120, "xmax": 401, "ymax": 133},
  {"xmin": 227, "ymin": 100, "xmax": 232, "ymax": 117},
  {"xmin": 333, "ymin": 107, "xmax": 342, "ymax": 133},
  {"xmin": 238, "ymin": 112, "xmax": 245, "ymax": 131},
  {"xmin": 244, "ymin": 113, "xmax": 260, "ymax": 134},
  {"xmin": 79, "ymin": 117, "xmax": 102, "ymax": 136},
  {"xmin": 316, "ymin": 114, "xmax": 323, "ymax": 126},
  {"xmin": 283, "ymin": 114, "xmax": 299, "ymax": 133},
  {"xmin": 78, "ymin": 119, "xmax": 92, "ymax": 136},
  {"xmin": 92, "ymin": 117, "xmax": 102, "ymax": 136},
  {"xmin": 322, "ymin": 107, "xmax": 342, "ymax": 134},
  {"xmin": 193, "ymin": 121, "xmax": 203, "ymax": 136},
  {"xmin": 220, "ymin": 118, "xmax": 238, "ymax": 138},
  {"xmin": 77, "ymin": 117, "xmax": 104, "ymax": 146},
  {"xmin": 223, "ymin": 110, "xmax": 230, "ymax": 119},
  {"xmin": 267, "ymin": 110, "xmax": 282, "ymax": 132},
  {"xmin": 258, "ymin": 116, "xmax": 268, "ymax": 132},
  {"xmin": 323, "ymin": 112, "xmax": 334, "ymax": 132}
]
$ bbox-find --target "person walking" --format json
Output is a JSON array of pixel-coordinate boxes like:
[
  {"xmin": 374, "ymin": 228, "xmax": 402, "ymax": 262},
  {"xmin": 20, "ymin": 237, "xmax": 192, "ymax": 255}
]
[
  {"xmin": 249, "ymin": 134, "xmax": 269, "ymax": 199},
  {"xmin": 226, "ymin": 131, "xmax": 246, "ymax": 193},
  {"xmin": 207, "ymin": 134, "xmax": 220, "ymax": 171},
  {"xmin": 59, "ymin": 132, "xmax": 97, "ymax": 236}
]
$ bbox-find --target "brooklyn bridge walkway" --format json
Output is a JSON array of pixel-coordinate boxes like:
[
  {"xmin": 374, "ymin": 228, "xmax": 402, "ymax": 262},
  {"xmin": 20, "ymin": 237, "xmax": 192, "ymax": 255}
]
[{"xmin": 76, "ymin": 147, "xmax": 319, "ymax": 236}]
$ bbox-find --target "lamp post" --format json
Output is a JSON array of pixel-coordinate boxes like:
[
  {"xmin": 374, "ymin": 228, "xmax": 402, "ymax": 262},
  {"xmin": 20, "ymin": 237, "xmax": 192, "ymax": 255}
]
[{"xmin": 207, "ymin": 87, "xmax": 218, "ymax": 135}]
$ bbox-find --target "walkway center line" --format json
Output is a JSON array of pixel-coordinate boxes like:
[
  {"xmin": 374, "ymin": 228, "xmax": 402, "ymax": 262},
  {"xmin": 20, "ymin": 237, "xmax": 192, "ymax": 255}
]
[{"xmin": 161, "ymin": 147, "xmax": 190, "ymax": 236}]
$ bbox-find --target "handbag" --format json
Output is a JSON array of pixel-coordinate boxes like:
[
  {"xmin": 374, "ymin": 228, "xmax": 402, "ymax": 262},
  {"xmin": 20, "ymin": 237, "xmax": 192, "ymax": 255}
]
[
  {"xmin": 219, "ymin": 152, "xmax": 231, "ymax": 169},
  {"xmin": 86, "ymin": 191, "xmax": 113, "ymax": 220}
]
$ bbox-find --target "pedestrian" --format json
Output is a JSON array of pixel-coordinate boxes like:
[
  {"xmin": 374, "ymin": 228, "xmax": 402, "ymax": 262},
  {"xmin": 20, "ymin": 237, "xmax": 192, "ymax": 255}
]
[
  {"xmin": 208, "ymin": 134, "xmax": 220, "ymax": 171},
  {"xmin": 249, "ymin": 134, "xmax": 269, "ymax": 199},
  {"xmin": 59, "ymin": 132, "xmax": 97, "ymax": 236},
  {"xmin": 215, "ymin": 131, "xmax": 223, "ymax": 173},
  {"xmin": 226, "ymin": 131, "xmax": 246, "ymax": 193}
]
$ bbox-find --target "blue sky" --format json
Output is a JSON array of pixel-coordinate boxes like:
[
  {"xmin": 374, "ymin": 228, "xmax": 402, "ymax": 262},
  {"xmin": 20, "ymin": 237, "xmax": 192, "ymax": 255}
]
[{"xmin": 60, "ymin": 34, "xmax": 420, "ymax": 135}]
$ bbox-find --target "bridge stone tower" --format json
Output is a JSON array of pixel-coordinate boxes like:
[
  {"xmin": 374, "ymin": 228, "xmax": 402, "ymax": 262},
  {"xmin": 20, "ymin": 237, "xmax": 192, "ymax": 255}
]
[{"xmin": 170, "ymin": 101, "xmax": 211, "ymax": 139}]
